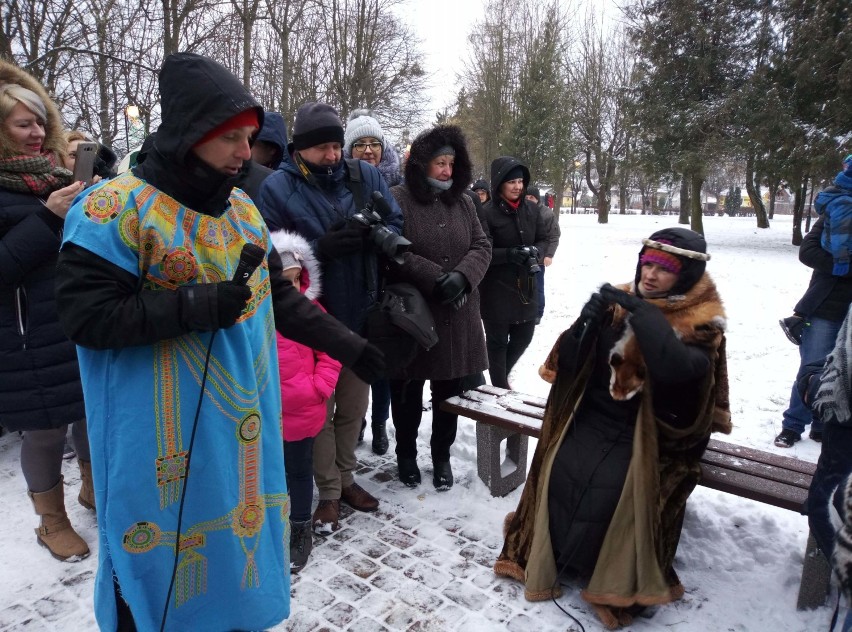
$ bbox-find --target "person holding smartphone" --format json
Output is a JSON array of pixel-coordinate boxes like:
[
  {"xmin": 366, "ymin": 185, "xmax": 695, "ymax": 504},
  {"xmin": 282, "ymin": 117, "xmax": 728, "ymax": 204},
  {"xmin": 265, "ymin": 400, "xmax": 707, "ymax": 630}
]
[{"xmin": 0, "ymin": 62, "xmax": 92, "ymax": 562}]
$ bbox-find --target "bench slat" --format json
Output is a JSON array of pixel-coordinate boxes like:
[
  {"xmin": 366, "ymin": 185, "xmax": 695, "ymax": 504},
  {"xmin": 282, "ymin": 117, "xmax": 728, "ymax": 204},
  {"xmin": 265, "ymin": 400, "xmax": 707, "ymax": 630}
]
[
  {"xmin": 700, "ymin": 462, "xmax": 808, "ymax": 512},
  {"xmin": 475, "ymin": 385, "xmax": 548, "ymax": 409},
  {"xmin": 442, "ymin": 398, "xmax": 543, "ymax": 437},
  {"xmin": 702, "ymin": 449, "xmax": 813, "ymax": 491},
  {"xmin": 708, "ymin": 439, "xmax": 817, "ymax": 476}
]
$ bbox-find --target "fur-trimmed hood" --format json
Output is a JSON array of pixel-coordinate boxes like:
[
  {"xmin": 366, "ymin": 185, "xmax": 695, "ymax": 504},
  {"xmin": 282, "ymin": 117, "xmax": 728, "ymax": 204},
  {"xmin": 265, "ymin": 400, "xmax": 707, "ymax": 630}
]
[
  {"xmin": 270, "ymin": 230, "xmax": 322, "ymax": 301},
  {"xmin": 404, "ymin": 124, "xmax": 472, "ymax": 205},
  {"xmin": 0, "ymin": 61, "xmax": 67, "ymax": 161}
]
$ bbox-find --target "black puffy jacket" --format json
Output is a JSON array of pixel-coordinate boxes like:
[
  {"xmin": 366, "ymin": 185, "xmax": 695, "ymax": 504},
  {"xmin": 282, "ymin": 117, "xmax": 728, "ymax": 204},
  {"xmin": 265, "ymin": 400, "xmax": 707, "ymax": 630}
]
[{"xmin": 0, "ymin": 189, "xmax": 84, "ymax": 430}]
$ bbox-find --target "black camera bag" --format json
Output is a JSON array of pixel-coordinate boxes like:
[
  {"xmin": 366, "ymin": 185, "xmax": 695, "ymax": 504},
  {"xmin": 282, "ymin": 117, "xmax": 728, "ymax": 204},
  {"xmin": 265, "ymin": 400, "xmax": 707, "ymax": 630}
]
[{"xmin": 365, "ymin": 282, "xmax": 439, "ymax": 372}]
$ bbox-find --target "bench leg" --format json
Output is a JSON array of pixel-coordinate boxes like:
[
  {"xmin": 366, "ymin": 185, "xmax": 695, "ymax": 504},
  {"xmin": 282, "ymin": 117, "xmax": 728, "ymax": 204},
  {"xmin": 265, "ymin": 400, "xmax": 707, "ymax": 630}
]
[
  {"xmin": 797, "ymin": 530, "xmax": 833, "ymax": 610},
  {"xmin": 476, "ymin": 422, "xmax": 529, "ymax": 498}
]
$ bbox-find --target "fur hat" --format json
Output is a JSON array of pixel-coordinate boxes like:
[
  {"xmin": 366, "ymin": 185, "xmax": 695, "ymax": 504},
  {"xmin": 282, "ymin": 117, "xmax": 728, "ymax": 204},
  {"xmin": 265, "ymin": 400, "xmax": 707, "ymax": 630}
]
[
  {"xmin": 404, "ymin": 124, "xmax": 473, "ymax": 205},
  {"xmin": 634, "ymin": 227, "xmax": 710, "ymax": 296},
  {"xmin": 0, "ymin": 61, "xmax": 66, "ymax": 161},
  {"xmin": 292, "ymin": 102, "xmax": 344, "ymax": 151},
  {"xmin": 270, "ymin": 230, "xmax": 322, "ymax": 301},
  {"xmin": 344, "ymin": 108, "xmax": 384, "ymax": 152}
]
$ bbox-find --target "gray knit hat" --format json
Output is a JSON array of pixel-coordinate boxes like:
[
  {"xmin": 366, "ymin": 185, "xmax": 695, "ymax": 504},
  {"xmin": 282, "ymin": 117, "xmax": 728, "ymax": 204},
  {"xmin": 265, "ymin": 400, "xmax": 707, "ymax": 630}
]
[
  {"xmin": 292, "ymin": 101, "xmax": 344, "ymax": 150},
  {"xmin": 344, "ymin": 109, "xmax": 385, "ymax": 152}
]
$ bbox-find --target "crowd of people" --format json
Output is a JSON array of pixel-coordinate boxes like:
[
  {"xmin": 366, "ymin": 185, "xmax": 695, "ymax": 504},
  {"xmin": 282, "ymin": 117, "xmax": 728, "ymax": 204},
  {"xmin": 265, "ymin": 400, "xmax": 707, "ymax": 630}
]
[{"xmin": 1, "ymin": 49, "xmax": 851, "ymax": 632}]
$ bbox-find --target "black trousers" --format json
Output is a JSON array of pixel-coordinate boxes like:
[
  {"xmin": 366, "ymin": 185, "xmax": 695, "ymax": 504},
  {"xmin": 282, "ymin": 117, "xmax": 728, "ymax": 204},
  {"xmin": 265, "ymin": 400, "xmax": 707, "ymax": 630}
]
[
  {"xmin": 483, "ymin": 319, "xmax": 537, "ymax": 389},
  {"xmin": 390, "ymin": 378, "xmax": 463, "ymax": 462}
]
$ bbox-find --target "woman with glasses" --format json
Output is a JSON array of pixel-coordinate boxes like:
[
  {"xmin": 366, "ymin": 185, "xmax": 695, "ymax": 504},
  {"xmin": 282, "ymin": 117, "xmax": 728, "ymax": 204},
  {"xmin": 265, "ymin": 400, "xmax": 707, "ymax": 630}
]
[{"xmin": 344, "ymin": 109, "xmax": 404, "ymax": 456}]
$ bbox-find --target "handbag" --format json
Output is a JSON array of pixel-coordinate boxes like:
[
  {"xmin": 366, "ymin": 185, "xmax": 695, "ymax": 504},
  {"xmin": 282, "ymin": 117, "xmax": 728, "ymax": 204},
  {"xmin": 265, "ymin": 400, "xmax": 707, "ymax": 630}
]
[{"xmin": 365, "ymin": 282, "xmax": 438, "ymax": 372}]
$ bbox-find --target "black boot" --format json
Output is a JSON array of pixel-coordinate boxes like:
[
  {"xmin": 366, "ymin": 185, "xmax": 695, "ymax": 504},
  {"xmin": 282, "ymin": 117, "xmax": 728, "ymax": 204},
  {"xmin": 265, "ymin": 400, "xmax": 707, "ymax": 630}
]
[
  {"xmin": 290, "ymin": 519, "xmax": 313, "ymax": 574},
  {"xmin": 398, "ymin": 457, "xmax": 421, "ymax": 487},
  {"xmin": 371, "ymin": 421, "xmax": 389, "ymax": 455},
  {"xmin": 433, "ymin": 461, "xmax": 453, "ymax": 491},
  {"xmin": 358, "ymin": 418, "xmax": 366, "ymax": 443}
]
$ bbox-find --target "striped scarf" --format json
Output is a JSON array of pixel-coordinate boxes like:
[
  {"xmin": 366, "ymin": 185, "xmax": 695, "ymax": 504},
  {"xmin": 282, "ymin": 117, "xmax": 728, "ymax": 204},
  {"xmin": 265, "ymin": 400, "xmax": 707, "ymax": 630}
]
[
  {"xmin": 0, "ymin": 152, "xmax": 72, "ymax": 196},
  {"xmin": 814, "ymin": 306, "xmax": 852, "ymax": 426}
]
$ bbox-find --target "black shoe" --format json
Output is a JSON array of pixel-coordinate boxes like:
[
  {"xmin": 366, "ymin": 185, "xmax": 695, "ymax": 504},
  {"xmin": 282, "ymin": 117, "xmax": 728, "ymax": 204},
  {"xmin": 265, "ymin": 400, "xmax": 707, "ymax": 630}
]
[
  {"xmin": 809, "ymin": 429, "xmax": 823, "ymax": 443},
  {"xmin": 398, "ymin": 457, "xmax": 421, "ymax": 487},
  {"xmin": 371, "ymin": 421, "xmax": 389, "ymax": 455},
  {"xmin": 358, "ymin": 418, "xmax": 366, "ymax": 443},
  {"xmin": 433, "ymin": 461, "xmax": 453, "ymax": 491},
  {"xmin": 779, "ymin": 316, "xmax": 805, "ymax": 346},
  {"xmin": 774, "ymin": 428, "xmax": 801, "ymax": 448},
  {"xmin": 290, "ymin": 520, "xmax": 313, "ymax": 574}
]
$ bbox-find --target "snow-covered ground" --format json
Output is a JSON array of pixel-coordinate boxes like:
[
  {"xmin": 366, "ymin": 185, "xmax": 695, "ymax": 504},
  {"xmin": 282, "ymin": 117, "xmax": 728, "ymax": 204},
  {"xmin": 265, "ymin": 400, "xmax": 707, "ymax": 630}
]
[{"xmin": 0, "ymin": 213, "xmax": 834, "ymax": 631}]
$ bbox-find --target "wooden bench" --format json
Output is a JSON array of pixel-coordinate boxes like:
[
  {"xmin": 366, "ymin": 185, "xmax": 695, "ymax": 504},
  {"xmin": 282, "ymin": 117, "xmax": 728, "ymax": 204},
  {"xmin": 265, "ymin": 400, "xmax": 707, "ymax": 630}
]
[{"xmin": 440, "ymin": 384, "xmax": 830, "ymax": 610}]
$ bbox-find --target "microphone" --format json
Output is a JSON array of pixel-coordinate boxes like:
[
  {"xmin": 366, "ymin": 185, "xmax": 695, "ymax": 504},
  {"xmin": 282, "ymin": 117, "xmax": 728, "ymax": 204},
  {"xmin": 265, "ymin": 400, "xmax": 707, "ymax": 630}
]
[{"xmin": 232, "ymin": 243, "xmax": 266, "ymax": 285}]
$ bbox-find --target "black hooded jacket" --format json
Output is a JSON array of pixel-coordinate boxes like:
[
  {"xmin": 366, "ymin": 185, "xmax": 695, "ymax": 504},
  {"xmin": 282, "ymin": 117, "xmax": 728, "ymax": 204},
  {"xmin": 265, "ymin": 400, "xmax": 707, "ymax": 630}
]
[
  {"xmin": 479, "ymin": 156, "xmax": 550, "ymax": 323},
  {"xmin": 55, "ymin": 53, "xmax": 366, "ymax": 366}
]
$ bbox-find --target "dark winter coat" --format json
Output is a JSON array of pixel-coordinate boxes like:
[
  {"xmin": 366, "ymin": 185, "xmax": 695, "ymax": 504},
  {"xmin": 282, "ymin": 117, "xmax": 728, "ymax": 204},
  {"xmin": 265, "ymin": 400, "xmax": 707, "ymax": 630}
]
[
  {"xmin": 0, "ymin": 61, "xmax": 84, "ymax": 431},
  {"xmin": 256, "ymin": 112, "xmax": 289, "ymax": 169},
  {"xmin": 389, "ymin": 124, "xmax": 491, "ymax": 380},
  {"xmin": 795, "ymin": 217, "xmax": 852, "ymax": 322},
  {"xmin": 258, "ymin": 154, "xmax": 404, "ymax": 334},
  {"xmin": 537, "ymin": 202, "xmax": 560, "ymax": 259},
  {"xmin": 479, "ymin": 156, "xmax": 550, "ymax": 323},
  {"xmin": 55, "ymin": 53, "xmax": 366, "ymax": 369}
]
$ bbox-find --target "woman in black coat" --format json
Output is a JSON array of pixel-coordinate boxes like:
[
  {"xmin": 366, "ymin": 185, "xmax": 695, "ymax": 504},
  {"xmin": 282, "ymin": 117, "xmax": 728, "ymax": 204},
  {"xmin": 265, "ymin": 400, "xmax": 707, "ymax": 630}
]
[
  {"xmin": 0, "ymin": 61, "xmax": 91, "ymax": 561},
  {"xmin": 389, "ymin": 124, "xmax": 491, "ymax": 490}
]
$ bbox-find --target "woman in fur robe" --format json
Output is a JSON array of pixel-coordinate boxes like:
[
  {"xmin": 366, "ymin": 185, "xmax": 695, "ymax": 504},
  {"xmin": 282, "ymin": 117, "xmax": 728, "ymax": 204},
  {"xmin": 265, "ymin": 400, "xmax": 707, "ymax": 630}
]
[{"xmin": 494, "ymin": 227, "xmax": 731, "ymax": 629}]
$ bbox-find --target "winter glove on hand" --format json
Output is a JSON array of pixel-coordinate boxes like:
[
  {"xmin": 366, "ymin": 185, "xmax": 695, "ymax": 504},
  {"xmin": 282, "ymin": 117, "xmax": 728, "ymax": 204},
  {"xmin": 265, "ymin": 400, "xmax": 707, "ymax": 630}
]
[
  {"xmin": 433, "ymin": 271, "xmax": 469, "ymax": 304},
  {"xmin": 316, "ymin": 222, "xmax": 366, "ymax": 261},
  {"xmin": 579, "ymin": 292, "xmax": 608, "ymax": 327},
  {"xmin": 450, "ymin": 293, "xmax": 468, "ymax": 312},
  {"xmin": 507, "ymin": 246, "xmax": 531, "ymax": 266},
  {"xmin": 599, "ymin": 283, "xmax": 644, "ymax": 312},
  {"xmin": 349, "ymin": 342, "xmax": 386, "ymax": 384},
  {"xmin": 178, "ymin": 281, "xmax": 252, "ymax": 332}
]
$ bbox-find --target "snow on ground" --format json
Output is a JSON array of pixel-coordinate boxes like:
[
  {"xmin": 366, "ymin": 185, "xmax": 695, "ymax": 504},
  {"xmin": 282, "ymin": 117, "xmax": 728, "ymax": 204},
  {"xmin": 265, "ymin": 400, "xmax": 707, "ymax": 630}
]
[{"xmin": 0, "ymin": 213, "xmax": 834, "ymax": 631}]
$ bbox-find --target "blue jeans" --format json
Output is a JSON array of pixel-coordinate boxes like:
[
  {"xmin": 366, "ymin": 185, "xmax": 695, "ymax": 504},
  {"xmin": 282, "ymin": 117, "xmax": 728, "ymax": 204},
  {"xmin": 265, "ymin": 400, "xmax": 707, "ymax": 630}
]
[
  {"xmin": 781, "ymin": 316, "xmax": 841, "ymax": 435},
  {"xmin": 805, "ymin": 424, "xmax": 852, "ymax": 558}
]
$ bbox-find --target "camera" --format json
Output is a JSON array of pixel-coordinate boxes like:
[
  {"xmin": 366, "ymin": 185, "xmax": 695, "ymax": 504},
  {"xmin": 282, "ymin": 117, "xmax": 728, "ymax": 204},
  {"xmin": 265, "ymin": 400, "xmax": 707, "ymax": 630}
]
[
  {"xmin": 518, "ymin": 245, "xmax": 541, "ymax": 275},
  {"xmin": 350, "ymin": 192, "xmax": 411, "ymax": 264}
]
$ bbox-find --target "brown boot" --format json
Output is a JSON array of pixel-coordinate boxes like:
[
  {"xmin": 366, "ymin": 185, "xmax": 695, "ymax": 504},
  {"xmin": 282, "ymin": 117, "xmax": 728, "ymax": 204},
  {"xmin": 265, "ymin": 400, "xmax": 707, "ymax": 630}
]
[
  {"xmin": 341, "ymin": 482, "xmax": 379, "ymax": 512},
  {"xmin": 78, "ymin": 459, "xmax": 95, "ymax": 511},
  {"xmin": 28, "ymin": 477, "xmax": 90, "ymax": 562}
]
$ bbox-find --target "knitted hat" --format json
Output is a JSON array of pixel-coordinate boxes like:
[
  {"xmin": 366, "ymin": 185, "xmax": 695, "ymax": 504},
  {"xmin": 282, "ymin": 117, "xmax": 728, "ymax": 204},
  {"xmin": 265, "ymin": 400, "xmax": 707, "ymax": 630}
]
[
  {"xmin": 278, "ymin": 251, "xmax": 302, "ymax": 272},
  {"xmin": 844, "ymin": 154, "xmax": 852, "ymax": 175},
  {"xmin": 292, "ymin": 102, "xmax": 344, "ymax": 150},
  {"xmin": 526, "ymin": 186, "xmax": 541, "ymax": 201},
  {"xmin": 634, "ymin": 227, "xmax": 710, "ymax": 296},
  {"xmin": 193, "ymin": 108, "xmax": 259, "ymax": 147},
  {"xmin": 344, "ymin": 109, "xmax": 384, "ymax": 152},
  {"xmin": 472, "ymin": 179, "xmax": 489, "ymax": 192},
  {"xmin": 501, "ymin": 165, "xmax": 525, "ymax": 185},
  {"xmin": 640, "ymin": 243, "xmax": 682, "ymax": 275}
]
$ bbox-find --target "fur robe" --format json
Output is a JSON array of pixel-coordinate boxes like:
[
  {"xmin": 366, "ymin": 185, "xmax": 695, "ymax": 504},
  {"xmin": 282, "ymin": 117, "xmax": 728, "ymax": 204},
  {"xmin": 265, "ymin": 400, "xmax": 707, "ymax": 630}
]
[{"xmin": 494, "ymin": 274, "xmax": 731, "ymax": 628}]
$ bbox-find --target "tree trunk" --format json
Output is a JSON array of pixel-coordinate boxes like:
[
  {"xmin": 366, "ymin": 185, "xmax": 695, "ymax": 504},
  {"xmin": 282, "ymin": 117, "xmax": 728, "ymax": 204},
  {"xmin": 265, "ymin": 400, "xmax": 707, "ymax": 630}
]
[
  {"xmin": 679, "ymin": 177, "xmax": 690, "ymax": 224},
  {"xmin": 768, "ymin": 177, "xmax": 777, "ymax": 220},
  {"xmin": 690, "ymin": 173, "xmax": 705, "ymax": 235},
  {"xmin": 597, "ymin": 188, "xmax": 610, "ymax": 224},
  {"xmin": 745, "ymin": 155, "xmax": 769, "ymax": 229},
  {"xmin": 791, "ymin": 174, "xmax": 806, "ymax": 246},
  {"xmin": 619, "ymin": 181, "xmax": 627, "ymax": 215},
  {"xmin": 805, "ymin": 181, "xmax": 815, "ymax": 233}
]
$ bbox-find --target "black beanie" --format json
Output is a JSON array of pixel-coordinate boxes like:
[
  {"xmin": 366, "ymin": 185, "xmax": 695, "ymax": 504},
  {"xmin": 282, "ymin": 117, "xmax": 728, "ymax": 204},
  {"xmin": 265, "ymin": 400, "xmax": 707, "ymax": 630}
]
[
  {"xmin": 292, "ymin": 102, "xmax": 344, "ymax": 151},
  {"xmin": 526, "ymin": 186, "xmax": 541, "ymax": 201},
  {"xmin": 501, "ymin": 166, "xmax": 525, "ymax": 185}
]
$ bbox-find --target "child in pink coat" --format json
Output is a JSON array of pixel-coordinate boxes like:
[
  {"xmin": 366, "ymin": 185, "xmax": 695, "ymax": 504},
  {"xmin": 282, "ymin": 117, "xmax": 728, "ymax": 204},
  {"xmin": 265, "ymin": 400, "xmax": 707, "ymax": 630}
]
[{"xmin": 272, "ymin": 230, "xmax": 342, "ymax": 574}]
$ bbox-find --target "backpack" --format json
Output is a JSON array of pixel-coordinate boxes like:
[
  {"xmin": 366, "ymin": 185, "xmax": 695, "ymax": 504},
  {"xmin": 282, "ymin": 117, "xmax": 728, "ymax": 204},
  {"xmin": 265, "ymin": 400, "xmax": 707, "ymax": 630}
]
[{"xmin": 365, "ymin": 282, "xmax": 439, "ymax": 372}]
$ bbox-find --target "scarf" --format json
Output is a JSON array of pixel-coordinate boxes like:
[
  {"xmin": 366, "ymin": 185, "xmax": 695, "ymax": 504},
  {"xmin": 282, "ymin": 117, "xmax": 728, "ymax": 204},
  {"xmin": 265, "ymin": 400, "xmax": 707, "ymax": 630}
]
[
  {"xmin": 0, "ymin": 152, "xmax": 72, "ymax": 196},
  {"xmin": 426, "ymin": 177, "xmax": 453, "ymax": 191},
  {"xmin": 814, "ymin": 306, "xmax": 852, "ymax": 426}
]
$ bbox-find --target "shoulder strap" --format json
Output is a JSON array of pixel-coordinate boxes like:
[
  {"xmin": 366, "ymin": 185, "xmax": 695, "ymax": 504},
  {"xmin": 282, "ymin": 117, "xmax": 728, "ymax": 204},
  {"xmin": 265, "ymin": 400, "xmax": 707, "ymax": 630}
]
[{"xmin": 344, "ymin": 158, "xmax": 365, "ymax": 211}]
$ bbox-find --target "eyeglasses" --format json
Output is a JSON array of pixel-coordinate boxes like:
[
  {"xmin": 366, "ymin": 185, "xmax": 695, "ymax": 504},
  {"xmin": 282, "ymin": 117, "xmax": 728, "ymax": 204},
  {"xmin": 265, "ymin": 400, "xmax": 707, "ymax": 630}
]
[{"xmin": 352, "ymin": 141, "xmax": 382, "ymax": 153}]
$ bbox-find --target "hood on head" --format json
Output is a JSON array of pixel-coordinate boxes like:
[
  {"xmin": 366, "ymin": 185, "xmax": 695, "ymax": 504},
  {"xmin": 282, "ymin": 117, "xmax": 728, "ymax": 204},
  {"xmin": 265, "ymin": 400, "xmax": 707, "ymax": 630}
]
[
  {"xmin": 270, "ymin": 229, "xmax": 322, "ymax": 301},
  {"xmin": 635, "ymin": 227, "xmax": 710, "ymax": 296},
  {"xmin": 0, "ymin": 60, "xmax": 66, "ymax": 161},
  {"xmin": 154, "ymin": 53, "xmax": 264, "ymax": 167},
  {"xmin": 255, "ymin": 112, "xmax": 289, "ymax": 167},
  {"xmin": 404, "ymin": 124, "xmax": 472, "ymax": 205},
  {"xmin": 489, "ymin": 156, "xmax": 530, "ymax": 203}
]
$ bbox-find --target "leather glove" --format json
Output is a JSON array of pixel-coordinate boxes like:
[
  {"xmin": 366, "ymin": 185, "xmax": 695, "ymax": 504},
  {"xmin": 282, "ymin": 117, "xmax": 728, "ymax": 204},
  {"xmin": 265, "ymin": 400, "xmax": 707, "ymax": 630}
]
[
  {"xmin": 350, "ymin": 342, "xmax": 386, "ymax": 384},
  {"xmin": 178, "ymin": 281, "xmax": 252, "ymax": 332},
  {"xmin": 450, "ymin": 293, "xmax": 468, "ymax": 312},
  {"xmin": 579, "ymin": 292, "xmax": 608, "ymax": 327},
  {"xmin": 316, "ymin": 222, "xmax": 366, "ymax": 261},
  {"xmin": 433, "ymin": 271, "xmax": 469, "ymax": 304},
  {"xmin": 506, "ymin": 246, "xmax": 531, "ymax": 266},
  {"xmin": 599, "ymin": 283, "xmax": 644, "ymax": 312}
]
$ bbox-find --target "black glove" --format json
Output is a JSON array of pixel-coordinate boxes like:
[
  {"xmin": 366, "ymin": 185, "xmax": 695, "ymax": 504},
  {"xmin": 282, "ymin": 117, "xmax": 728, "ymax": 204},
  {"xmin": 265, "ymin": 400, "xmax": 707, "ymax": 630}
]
[
  {"xmin": 433, "ymin": 271, "xmax": 469, "ymax": 304},
  {"xmin": 579, "ymin": 292, "xmax": 608, "ymax": 327},
  {"xmin": 599, "ymin": 283, "xmax": 644, "ymax": 312},
  {"xmin": 507, "ymin": 246, "xmax": 531, "ymax": 266},
  {"xmin": 450, "ymin": 293, "xmax": 468, "ymax": 312},
  {"xmin": 350, "ymin": 342, "xmax": 386, "ymax": 384},
  {"xmin": 316, "ymin": 222, "xmax": 366, "ymax": 261},
  {"xmin": 178, "ymin": 281, "xmax": 252, "ymax": 332}
]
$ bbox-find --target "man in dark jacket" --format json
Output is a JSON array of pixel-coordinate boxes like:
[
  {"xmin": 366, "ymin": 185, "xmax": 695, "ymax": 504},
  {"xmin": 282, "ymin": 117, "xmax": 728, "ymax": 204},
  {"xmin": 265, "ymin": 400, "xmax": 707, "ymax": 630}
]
[
  {"xmin": 526, "ymin": 185, "xmax": 561, "ymax": 324},
  {"xmin": 479, "ymin": 157, "xmax": 550, "ymax": 388},
  {"xmin": 54, "ymin": 53, "xmax": 383, "ymax": 632},
  {"xmin": 259, "ymin": 101, "xmax": 404, "ymax": 534}
]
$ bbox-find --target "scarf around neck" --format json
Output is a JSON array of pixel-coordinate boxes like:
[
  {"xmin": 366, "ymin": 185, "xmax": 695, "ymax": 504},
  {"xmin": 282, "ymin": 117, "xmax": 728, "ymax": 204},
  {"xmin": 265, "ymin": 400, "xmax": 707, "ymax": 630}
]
[{"xmin": 0, "ymin": 152, "xmax": 72, "ymax": 196}]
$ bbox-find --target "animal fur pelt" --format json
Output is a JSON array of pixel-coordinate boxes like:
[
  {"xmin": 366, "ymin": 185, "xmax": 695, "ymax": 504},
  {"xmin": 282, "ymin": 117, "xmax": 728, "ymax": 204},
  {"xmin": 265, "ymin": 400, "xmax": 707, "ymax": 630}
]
[
  {"xmin": 269, "ymin": 230, "xmax": 322, "ymax": 301},
  {"xmin": 833, "ymin": 473, "xmax": 852, "ymax": 601},
  {"xmin": 814, "ymin": 305, "xmax": 852, "ymax": 426},
  {"xmin": 403, "ymin": 124, "xmax": 472, "ymax": 206},
  {"xmin": 0, "ymin": 61, "xmax": 67, "ymax": 162}
]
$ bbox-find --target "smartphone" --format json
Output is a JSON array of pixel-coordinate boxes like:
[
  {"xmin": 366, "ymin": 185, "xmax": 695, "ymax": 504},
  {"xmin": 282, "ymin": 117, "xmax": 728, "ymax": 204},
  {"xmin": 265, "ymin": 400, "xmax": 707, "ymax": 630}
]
[{"xmin": 72, "ymin": 142, "xmax": 99, "ymax": 186}]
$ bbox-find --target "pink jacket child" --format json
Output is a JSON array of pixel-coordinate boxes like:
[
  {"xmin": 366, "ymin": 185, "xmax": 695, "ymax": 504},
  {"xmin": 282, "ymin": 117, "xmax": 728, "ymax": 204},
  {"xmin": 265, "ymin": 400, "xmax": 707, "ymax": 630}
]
[{"xmin": 272, "ymin": 230, "xmax": 342, "ymax": 441}]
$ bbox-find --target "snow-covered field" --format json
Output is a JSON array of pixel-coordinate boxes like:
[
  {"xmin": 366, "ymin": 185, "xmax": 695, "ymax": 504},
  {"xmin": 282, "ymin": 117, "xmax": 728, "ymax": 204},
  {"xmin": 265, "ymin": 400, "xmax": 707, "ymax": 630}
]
[{"xmin": 0, "ymin": 213, "xmax": 834, "ymax": 631}]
